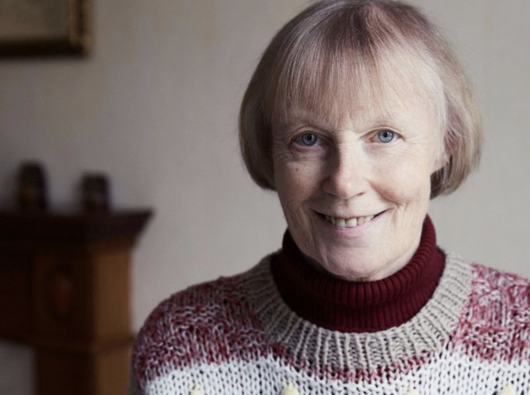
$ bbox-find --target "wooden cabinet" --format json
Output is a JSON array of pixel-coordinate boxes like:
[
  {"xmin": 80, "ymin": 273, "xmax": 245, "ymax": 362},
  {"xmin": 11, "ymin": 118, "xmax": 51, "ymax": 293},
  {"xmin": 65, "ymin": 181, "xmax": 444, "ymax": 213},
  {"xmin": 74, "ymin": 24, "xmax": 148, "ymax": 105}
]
[{"xmin": 0, "ymin": 210, "xmax": 151, "ymax": 395}]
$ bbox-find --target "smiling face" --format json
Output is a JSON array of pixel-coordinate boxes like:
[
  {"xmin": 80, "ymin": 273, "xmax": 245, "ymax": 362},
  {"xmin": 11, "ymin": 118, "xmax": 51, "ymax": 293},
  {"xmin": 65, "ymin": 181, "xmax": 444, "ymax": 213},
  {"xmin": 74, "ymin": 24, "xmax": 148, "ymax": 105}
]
[{"xmin": 272, "ymin": 75, "xmax": 443, "ymax": 282}]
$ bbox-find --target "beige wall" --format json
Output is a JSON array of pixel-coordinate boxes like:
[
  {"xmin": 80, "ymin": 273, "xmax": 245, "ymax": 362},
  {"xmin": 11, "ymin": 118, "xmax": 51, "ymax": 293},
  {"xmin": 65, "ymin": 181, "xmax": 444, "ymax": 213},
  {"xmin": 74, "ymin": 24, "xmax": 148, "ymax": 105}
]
[{"xmin": 0, "ymin": 0, "xmax": 529, "ymax": 393}]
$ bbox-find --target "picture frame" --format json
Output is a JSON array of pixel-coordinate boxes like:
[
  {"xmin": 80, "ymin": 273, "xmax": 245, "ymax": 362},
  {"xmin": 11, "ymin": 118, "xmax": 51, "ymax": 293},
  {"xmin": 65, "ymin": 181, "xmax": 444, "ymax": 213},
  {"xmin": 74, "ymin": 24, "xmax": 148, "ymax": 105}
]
[{"xmin": 0, "ymin": 0, "xmax": 90, "ymax": 57}]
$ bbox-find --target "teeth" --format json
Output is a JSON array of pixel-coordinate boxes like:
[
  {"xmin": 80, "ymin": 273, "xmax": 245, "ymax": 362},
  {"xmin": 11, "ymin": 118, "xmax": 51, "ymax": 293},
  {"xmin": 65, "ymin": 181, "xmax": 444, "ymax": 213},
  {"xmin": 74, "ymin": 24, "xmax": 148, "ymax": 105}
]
[
  {"xmin": 325, "ymin": 214, "xmax": 374, "ymax": 228},
  {"xmin": 346, "ymin": 217, "xmax": 357, "ymax": 227}
]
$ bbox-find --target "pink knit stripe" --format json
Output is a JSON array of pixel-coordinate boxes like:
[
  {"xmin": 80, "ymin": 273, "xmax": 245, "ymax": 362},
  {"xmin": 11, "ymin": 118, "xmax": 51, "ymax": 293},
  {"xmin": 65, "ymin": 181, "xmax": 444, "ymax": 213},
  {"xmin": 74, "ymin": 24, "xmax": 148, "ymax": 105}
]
[
  {"xmin": 452, "ymin": 263, "xmax": 530, "ymax": 362},
  {"xmin": 133, "ymin": 276, "xmax": 269, "ymax": 383}
]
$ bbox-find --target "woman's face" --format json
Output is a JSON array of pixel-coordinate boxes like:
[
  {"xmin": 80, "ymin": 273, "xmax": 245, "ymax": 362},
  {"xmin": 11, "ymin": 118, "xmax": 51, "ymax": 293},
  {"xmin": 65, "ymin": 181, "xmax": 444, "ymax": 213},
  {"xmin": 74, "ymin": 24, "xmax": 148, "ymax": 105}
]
[{"xmin": 272, "ymin": 80, "xmax": 443, "ymax": 281}]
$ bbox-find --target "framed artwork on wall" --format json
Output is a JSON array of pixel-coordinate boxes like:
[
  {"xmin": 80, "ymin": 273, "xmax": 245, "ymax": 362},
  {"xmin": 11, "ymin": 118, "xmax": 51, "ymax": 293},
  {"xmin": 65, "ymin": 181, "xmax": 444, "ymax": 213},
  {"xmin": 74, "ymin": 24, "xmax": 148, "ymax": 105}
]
[{"xmin": 0, "ymin": 0, "xmax": 90, "ymax": 57}]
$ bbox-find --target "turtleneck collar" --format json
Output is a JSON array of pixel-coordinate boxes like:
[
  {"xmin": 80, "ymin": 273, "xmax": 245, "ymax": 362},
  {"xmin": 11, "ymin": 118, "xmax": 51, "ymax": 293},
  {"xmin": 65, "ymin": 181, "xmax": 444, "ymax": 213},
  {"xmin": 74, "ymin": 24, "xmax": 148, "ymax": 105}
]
[{"xmin": 271, "ymin": 215, "xmax": 445, "ymax": 333}]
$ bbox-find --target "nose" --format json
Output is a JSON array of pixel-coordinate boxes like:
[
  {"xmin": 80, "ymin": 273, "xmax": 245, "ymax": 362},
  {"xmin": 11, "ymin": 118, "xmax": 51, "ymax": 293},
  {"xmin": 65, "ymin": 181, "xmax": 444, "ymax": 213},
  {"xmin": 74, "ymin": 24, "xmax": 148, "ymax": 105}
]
[{"xmin": 322, "ymin": 145, "xmax": 368, "ymax": 200}]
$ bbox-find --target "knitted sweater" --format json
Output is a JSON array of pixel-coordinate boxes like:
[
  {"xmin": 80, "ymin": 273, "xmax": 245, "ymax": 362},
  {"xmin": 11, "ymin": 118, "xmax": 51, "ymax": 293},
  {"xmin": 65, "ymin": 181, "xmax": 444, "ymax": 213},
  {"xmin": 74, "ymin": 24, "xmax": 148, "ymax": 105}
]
[{"xmin": 130, "ymin": 250, "xmax": 530, "ymax": 395}]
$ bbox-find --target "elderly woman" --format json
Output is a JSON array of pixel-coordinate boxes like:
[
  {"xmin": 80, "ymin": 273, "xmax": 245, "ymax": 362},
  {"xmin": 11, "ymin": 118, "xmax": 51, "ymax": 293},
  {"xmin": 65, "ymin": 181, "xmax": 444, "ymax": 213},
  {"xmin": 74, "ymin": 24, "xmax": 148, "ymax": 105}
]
[{"xmin": 129, "ymin": 1, "xmax": 529, "ymax": 394}]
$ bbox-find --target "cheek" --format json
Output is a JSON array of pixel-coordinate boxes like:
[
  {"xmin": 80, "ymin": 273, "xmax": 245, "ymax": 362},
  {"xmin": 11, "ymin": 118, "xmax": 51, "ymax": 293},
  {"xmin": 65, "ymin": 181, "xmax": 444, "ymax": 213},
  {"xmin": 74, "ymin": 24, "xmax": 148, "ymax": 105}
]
[
  {"xmin": 274, "ymin": 163, "xmax": 304, "ymax": 210},
  {"xmin": 374, "ymin": 159, "xmax": 433, "ymax": 204},
  {"xmin": 274, "ymin": 161, "xmax": 324, "ymax": 228},
  {"xmin": 277, "ymin": 167, "xmax": 314, "ymax": 212},
  {"xmin": 274, "ymin": 156, "xmax": 323, "ymax": 194},
  {"xmin": 275, "ymin": 163, "xmax": 300, "ymax": 190}
]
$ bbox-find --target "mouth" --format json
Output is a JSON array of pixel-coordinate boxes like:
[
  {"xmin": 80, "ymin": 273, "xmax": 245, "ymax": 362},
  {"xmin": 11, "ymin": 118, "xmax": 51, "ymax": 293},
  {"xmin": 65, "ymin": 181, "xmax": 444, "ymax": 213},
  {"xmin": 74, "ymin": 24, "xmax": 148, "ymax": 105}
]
[{"xmin": 320, "ymin": 211, "xmax": 384, "ymax": 229}]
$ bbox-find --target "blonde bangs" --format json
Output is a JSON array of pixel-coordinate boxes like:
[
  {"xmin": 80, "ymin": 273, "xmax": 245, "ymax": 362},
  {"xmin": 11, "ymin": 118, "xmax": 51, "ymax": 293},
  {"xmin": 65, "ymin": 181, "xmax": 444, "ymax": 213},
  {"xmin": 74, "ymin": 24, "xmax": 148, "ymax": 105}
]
[
  {"xmin": 265, "ymin": 33, "xmax": 445, "ymax": 144},
  {"xmin": 267, "ymin": 42, "xmax": 373, "ymax": 129}
]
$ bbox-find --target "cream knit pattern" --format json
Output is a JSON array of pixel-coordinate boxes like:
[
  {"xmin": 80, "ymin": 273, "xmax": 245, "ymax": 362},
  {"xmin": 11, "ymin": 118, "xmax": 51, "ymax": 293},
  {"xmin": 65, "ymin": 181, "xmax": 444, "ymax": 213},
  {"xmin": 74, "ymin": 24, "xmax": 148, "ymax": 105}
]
[{"xmin": 129, "ymin": 253, "xmax": 530, "ymax": 395}]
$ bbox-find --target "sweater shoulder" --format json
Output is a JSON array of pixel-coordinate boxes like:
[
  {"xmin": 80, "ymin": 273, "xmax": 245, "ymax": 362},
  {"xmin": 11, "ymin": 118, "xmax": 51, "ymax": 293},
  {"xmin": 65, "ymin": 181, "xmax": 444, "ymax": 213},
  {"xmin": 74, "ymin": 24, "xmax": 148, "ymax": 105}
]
[
  {"xmin": 470, "ymin": 263, "xmax": 530, "ymax": 315},
  {"xmin": 453, "ymin": 262, "xmax": 530, "ymax": 360},
  {"xmin": 132, "ymin": 268, "xmax": 268, "ymax": 385}
]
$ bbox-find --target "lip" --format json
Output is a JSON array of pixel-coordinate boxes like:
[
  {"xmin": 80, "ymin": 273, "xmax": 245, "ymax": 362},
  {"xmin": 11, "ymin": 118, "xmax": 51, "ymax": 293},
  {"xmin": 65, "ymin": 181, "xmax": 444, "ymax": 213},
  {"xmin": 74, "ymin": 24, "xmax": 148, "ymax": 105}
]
[{"xmin": 314, "ymin": 209, "xmax": 386, "ymax": 232}]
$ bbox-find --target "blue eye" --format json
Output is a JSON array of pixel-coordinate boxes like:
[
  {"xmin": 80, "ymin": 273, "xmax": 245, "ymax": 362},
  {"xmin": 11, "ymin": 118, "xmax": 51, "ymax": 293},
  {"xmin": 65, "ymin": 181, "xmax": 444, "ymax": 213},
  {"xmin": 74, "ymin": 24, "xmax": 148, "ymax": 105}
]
[
  {"xmin": 377, "ymin": 129, "xmax": 395, "ymax": 143},
  {"xmin": 299, "ymin": 133, "xmax": 319, "ymax": 146}
]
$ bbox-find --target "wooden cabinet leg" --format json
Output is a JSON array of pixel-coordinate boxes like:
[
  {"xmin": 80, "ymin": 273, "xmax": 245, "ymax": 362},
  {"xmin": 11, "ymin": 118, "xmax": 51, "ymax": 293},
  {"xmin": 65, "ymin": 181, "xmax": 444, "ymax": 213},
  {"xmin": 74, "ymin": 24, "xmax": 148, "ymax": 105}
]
[{"xmin": 36, "ymin": 345, "xmax": 131, "ymax": 395}]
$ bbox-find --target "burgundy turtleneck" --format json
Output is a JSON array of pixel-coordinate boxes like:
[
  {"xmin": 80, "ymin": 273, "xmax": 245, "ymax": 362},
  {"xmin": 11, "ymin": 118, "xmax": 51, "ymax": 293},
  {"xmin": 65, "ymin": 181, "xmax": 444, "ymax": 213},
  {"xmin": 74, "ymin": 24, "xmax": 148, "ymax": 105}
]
[{"xmin": 271, "ymin": 216, "xmax": 445, "ymax": 333}]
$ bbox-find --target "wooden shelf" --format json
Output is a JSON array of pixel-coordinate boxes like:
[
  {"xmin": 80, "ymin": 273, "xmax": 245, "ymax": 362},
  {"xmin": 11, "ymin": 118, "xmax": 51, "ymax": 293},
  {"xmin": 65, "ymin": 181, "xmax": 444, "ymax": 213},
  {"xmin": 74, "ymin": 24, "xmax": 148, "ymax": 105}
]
[{"xmin": 0, "ymin": 209, "xmax": 152, "ymax": 395}]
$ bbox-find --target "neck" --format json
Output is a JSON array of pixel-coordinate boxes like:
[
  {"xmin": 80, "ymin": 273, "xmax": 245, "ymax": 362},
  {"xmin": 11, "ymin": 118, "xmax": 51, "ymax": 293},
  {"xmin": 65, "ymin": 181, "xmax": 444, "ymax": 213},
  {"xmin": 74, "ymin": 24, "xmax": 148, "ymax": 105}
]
[{"xmin": 271, "ymin": 215, "xmax": 445, "ymax": 332}]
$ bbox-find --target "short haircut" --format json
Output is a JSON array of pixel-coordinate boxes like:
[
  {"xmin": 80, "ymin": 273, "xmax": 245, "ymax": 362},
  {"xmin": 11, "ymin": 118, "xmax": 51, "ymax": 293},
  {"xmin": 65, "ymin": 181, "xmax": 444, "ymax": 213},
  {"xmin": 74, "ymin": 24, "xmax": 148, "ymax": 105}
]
[{"xmin": 239, "ymin": 0, "xmax": 482, "ymax": 198}]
